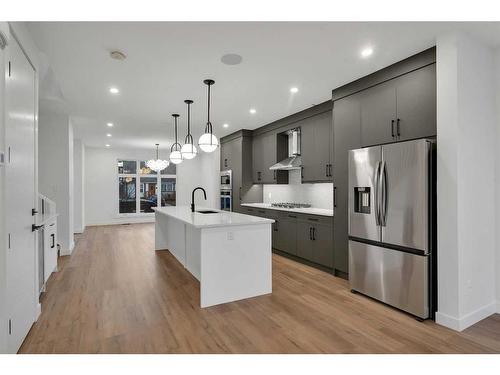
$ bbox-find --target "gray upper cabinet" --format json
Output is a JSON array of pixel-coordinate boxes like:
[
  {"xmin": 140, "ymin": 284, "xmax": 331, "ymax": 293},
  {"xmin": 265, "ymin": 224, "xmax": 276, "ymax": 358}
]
[
  {"xmin": 360, "ymin": 64, "xmax": 437, "ymax": 147},
  {"xmin": 394, "ymin": 64, "xmax": 436, "ymax": 141},
  {"xmin": 301, "ymin": 110, "xmax": 333, "ymax": 183},
  {"xmin": 252, "ymin": 131, "xmax": 276, "ymax": 184},
  {"xmin": 360, "ymin": 79, "xmax": 397, "ymax": 147},
  {"xmin": 220, "ymin": 137, "xmax": 239, "ymax": 171}
]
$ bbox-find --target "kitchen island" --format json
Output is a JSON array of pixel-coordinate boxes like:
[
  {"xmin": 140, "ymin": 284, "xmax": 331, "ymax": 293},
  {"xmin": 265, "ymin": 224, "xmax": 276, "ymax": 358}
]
[{"xmin": 154, "ymin": 206, "xmax": 274, "ymax": 308}]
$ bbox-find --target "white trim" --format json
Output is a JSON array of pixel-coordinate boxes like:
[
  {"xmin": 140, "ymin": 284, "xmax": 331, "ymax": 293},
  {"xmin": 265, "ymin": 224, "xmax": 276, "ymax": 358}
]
[{"xmin": 436, "ymin": 302, "xmax": 497, "ymax": 331}]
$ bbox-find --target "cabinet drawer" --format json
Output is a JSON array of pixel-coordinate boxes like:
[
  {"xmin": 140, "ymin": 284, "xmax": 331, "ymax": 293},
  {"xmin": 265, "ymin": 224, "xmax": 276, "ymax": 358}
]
[{"xmin": 296, "ymin": 213, "xmax": 333, "ymax": 226}]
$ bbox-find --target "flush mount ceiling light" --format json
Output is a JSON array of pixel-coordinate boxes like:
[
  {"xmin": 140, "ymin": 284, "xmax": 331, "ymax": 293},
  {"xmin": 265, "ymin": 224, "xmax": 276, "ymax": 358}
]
[
  {"xmin": 290, "ymin": 87, "xmax": 299, "ymax": 94},
  {"xmin": 110, "ymin": 50, "xmax": 127, "ymax": 61},
  {"xmin": 361, "ymin": 47, "xmax": 373, "ymax": 58},
  {"xmin": 221, "ymin": 53, "xmax": 242, "ymax": 65},
  {"xmin": 107, "ymin": 122, "xmax": 114, "ymax": 127},
  {"xmin": 198, "ymin": 79, "xmax": 219, "ymax": 153},
  {"xmin": 109, "ymin": 87, "xmax": 120, "ymax": 94},
  {"xmin": 223, "ymin": 123, "xmax": 229, "ymax": 128},
  {"xmin": 249, "ymin": 108, "xmax": 256, "ymax": 114},
  {"xmin": 181, "ymin": 100, "xmax": 197, "ymax": 160},
  {"xmin": 105, "ymin": 144, "xmax": 110, "ymax": 147},
  {"xmin": 106, "ymin": 133, "xmax": 112, "ymax": 137},
  {"xmin": 146, "ymin": 143, "xmax": 169, "ymax": 172},
  {"xmin": 169, "ymin": 114, "xmax": 183, "ymax": 165}
]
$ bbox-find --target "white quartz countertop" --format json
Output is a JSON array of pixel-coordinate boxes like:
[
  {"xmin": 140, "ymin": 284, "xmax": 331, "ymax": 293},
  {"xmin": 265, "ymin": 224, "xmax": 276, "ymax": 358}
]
[
  {"xmin": 241, "ymin": 203, "xmax": 334, "ymax": 217},
  {"xmin": 153, "ymin": 206, "xmax": 274, "ymax": 228}
]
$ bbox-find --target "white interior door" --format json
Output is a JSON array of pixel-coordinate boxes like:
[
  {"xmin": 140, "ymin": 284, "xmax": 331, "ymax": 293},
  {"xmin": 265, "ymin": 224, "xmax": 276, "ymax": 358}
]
[{"xmin": 5, "ymin": 36, "xmax": 37, "ymax": 353}]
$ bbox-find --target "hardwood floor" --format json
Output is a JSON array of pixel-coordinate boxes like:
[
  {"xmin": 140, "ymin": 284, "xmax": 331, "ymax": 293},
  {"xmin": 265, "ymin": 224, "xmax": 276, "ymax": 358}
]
[{"xmin": 20, "ymin": 223, "xmax": 500, "ymax": 354}]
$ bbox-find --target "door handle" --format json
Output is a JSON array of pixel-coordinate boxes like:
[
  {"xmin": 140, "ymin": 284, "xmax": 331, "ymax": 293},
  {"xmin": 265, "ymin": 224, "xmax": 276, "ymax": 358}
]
[
  {"xmin": 374, "ymin": 161, "xmax": 381, "ymax": 226},
  {"xmin": 396, "ymin": 118, "xmax": 401, "ymax": 137},
  {"xmin": 391, "ymin": 120, "xmax": 395, "ymax": 138},
  {"xmin": 32, "ymin": 224, "xmax": 43, "ymax": 232},
  {"xmin": 380, "ymin": 161, "xmax": 388, "ymax": 227}
]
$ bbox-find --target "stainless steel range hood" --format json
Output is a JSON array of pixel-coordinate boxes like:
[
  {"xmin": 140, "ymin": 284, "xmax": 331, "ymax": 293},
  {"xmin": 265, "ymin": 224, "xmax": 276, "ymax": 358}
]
[{"xmin": 269, "ymin": 128, "xmax": 302, "ymax": 170}]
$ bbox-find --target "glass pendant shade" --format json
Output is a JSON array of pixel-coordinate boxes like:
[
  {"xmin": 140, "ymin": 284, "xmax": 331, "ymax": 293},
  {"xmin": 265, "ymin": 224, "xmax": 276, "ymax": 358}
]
[
  {"xmin": 169, "ymin": 114, "xmax": 183, "ymax": 164},
  {"xmin": 146, "ymin": 144, "xmax": 169, "ymax": 172},
  {"xmin": 198, "ymin": 132, "xmax": 218, "ymax": 152},
  {"xmin": 181, "ymin": 100, "xmax": 197, "ymax": 160},
  {"xmin": 198, "ymin": 79, "xmax": 219, "ymax": 153},
  {"xmin": 181, "ymin": 141, "xmax": 197, "ymax": 160}
]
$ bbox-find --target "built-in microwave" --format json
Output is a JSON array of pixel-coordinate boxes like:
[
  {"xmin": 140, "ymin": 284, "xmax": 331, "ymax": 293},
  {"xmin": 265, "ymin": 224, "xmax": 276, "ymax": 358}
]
[{"xmin": 220, "ymin": 170, "xmax": 232, "ymax": 189}]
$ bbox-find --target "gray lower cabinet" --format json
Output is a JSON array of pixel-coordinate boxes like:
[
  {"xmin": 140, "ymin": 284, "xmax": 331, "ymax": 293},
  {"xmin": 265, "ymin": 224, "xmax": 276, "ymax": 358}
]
[
  {"xmin": 300, "ymin": 110, "xmax": 333, "ymax": 182},
  {"xmin": 297, "ymin": 221, "xmax": 334, "ymax": 268},
  {"xmin": 274, "ymin": 215, "xmax": 298, "ymax": 256}
]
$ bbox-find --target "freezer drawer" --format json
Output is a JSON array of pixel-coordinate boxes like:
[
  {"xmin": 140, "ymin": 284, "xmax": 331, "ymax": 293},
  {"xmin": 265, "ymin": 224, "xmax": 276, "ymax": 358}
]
[{"xmin": 349, "ymin": 240, "xmax": 429, "ymax": 319}]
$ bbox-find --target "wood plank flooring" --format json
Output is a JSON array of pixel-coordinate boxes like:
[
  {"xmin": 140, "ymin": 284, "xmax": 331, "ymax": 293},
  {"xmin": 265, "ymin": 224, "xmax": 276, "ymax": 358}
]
[{"xmin": 19, "ymin": 223, "xmax": 500, "ymax": 353}]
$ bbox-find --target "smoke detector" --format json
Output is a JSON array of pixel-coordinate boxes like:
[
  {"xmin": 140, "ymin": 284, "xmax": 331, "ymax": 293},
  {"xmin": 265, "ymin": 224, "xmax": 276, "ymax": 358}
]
[{"xmin": 110, "ymin": 50, "xmax": 127, "ymax": 61}]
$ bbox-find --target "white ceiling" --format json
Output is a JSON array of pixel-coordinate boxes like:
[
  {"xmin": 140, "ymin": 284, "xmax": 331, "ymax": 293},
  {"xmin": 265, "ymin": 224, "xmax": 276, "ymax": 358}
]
[{"xmin": 26, "ymin": 22, "xmax": 500, "ymax": 151}]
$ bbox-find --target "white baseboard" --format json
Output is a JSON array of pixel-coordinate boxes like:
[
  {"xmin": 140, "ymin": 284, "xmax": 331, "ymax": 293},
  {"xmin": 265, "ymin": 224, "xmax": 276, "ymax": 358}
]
[
  {"xmin": 436, "ymin": 302, "xmax": 497, "ymax": 331},
  {"xmin": 86, "ymin": 217, "xmax": 155, "ymax": 226}
]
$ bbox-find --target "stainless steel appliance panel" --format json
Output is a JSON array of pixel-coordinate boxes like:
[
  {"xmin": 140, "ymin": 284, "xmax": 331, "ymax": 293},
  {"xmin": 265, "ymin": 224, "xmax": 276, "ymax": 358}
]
[
  {"xmin": 349, "ymin": 240, "xmax": 429, "ymax": 318},
  {"xmin": 381, "ymin": 140, "xmax": 429, "ymax": 252},
  {"xmin": 348, "ymin": 146, "xmax": 381, "ymax": 242}
]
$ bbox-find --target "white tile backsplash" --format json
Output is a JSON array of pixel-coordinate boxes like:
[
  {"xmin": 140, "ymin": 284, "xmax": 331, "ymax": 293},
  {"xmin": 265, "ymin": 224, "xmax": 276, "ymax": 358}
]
[{"xmin": 263, "ymin": 170, "xmax": 333, "ymax": 209}]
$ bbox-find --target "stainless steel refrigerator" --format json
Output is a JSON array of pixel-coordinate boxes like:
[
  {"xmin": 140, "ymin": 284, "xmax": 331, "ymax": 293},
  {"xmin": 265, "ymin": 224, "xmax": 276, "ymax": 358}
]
[{"xmin": 348, "ymin": 139, "xmax": 435, "ymax": 319}]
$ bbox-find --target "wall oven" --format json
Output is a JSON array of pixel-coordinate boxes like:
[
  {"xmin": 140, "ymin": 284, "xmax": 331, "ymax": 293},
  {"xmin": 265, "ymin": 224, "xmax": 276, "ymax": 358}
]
[{"xmin": 220, "ymin": 170, "xmax": 232, "ymax": 211}]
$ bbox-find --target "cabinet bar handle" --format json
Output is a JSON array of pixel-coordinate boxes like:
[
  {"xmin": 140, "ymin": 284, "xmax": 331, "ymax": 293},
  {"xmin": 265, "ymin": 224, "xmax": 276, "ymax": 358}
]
[
  {"xmin": 51, "ymin": 234, "xmax": 55, "ymax": 248},
  {"xmin": 325, "ymin": 164, "xmax": 328, "ymax": 177},
  {"xmin": 312, "ymin": 227, "xmax": 316, "ymax": 241},
  {"xmin": 334, "ymin": 187, "xmax": 337, "ymax": 208},
  {"xmin": 391, "ymin": 120, "xmax": 395, "ymax": 138},
  {"xmin": 396, "ymin": 118, "xmax": 401, "ymax": 137},
  {"xmin": 309, "ymin": 227, "xmax": 312, "ymax": 240}
]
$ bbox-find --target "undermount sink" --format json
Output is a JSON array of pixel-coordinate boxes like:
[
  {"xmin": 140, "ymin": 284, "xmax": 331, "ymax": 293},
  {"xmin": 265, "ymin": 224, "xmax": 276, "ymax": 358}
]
[{"xmin": 196, "ymin": 210, "xmax": 219, "ymax": 214}]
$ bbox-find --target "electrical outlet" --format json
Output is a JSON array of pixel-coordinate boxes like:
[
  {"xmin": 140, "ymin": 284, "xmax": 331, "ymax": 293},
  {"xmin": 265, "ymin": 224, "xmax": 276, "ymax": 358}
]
[{"xmin": 227, "ymin": 231, "xmax": 234, "ymax": 240}]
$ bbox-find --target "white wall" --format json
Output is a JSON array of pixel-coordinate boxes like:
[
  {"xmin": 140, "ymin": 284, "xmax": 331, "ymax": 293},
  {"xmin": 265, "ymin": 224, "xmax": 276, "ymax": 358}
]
[
  {"xmin": 85, "ymin": 147, "xmax": 162, "ymax": 225},
  {"xmin": 496, "ymin": 48, "xmax": 500, "ymax": 312},
  {"xmin": 263, "ymin": 170, "xmax": 333, "ymax": 209},
  {"xmin": 176, "ymin": 148, "xmax": 220, "ymax": 209},
  {"xmin": 73, "ymin": 139, "xmax": 85, "ymax": 233},
  {"xmin": 38, "ymin": 109, "xmax": 74, "ymax": 255},
  {"xmin": 0, "ymin": 21, "xmax": 8, "ymax": 355},
  {"xmin": 436, "ymin": 32, "xmax": 497, "ymax": 331}
]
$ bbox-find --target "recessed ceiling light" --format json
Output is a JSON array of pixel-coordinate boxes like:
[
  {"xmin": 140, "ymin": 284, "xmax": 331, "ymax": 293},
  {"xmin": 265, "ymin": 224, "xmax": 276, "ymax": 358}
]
[
  {"xmin": 105, "ymin": 144, "xmax": 110, "ymax": 147},
  {"xmin": 361, "ymin": 47, "xmax": 373, "ymax": 58},
  {"xmin": 223, "ymin": 123, "xmax": 229, "ymax": 128},
  {"xmin": 106, "ymin": 133, "xmax": 112, "ymax": 137},
  {"xmin": 109, "ymin": 87, "xmax": 120, "ymax": 94},
  {"xmin": 221, "ymin": 53, "xmax": 243, "ymax": 65},
  {"xmin": 110, "ymin": 50, "xmax": 127, "ymax": 61},
  {"xmin": 290, "ymin": 87, "xmax": 299, "ymax": 94},
  {"xmin": 107, "ymin": 122, "xmax": 114, "ymax": 127},
  {"xmin": 249, "ymin": 108, "xmax": 256, "ymax": 114}
]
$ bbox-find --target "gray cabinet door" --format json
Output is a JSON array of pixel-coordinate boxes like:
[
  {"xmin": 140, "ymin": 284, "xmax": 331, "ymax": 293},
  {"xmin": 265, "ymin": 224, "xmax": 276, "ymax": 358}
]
[
  {"xmin": 395, "ymin": 64, "xmax": 436, "ymax": 141},
  {"xmin": 301, "ymin": 111, "xmax": 332, "ymax": 182},
  {"xmin": 297, "ymin": 221, "xmax": 314, "ymax": 262},
  {"xmin": 275, "ymin": 217, "xmax": 298, "ymax": 255},
  {"xmin": 333, "ymin": 94, "xmax": 362, "ymax": 275},
  {"xmin": 360, "ymin": 79, "xmax": 397, "ymax": 147},
  {"xmin": 252, "ymin": 131, "xmax": 276, "ymax": 184},
  {"xmin": 311, "ymin": 224, "xmax": 334, "ymax": 268}
]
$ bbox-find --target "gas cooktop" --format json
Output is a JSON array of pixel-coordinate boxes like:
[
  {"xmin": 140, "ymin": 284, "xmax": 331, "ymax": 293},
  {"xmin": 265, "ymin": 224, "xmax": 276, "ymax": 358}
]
[{"xmin": 270, "ymin": 202, "xmax": 312, "ymax": 209}]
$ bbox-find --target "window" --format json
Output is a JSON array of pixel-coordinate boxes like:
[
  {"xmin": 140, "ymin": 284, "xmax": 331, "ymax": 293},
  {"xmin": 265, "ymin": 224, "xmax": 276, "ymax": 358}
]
[{"xmin": 117, "ymin": 160, "xmax": 176, "ymax": 215}]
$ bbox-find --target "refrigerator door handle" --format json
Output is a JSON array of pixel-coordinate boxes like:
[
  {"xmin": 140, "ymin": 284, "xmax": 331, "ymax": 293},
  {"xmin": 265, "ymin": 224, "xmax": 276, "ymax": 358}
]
[
  {"xmin": 374, "ymin": 161, "xmax": 381, "ymax": 226},
  {"xmin": 380, "ymin": 161, "xmax": 388, "ymax": 227}
]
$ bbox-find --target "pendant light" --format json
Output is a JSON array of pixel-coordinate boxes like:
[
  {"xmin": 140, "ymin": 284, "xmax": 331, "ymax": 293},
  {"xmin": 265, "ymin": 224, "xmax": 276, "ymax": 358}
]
[
  {"xmin": 181, "ymin": 99, "xmax": 197, "ymax": 160},
  {"xmin": 198, "ymin": 79, "xmax": 219, "ymax": 153},
  {"xmin": 169, "ymin": 114, "xmax": 183, "ymax": 164},
  {"xmin": 146, "ymin": 143, "xmax": 169, "ymax": 172}
]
